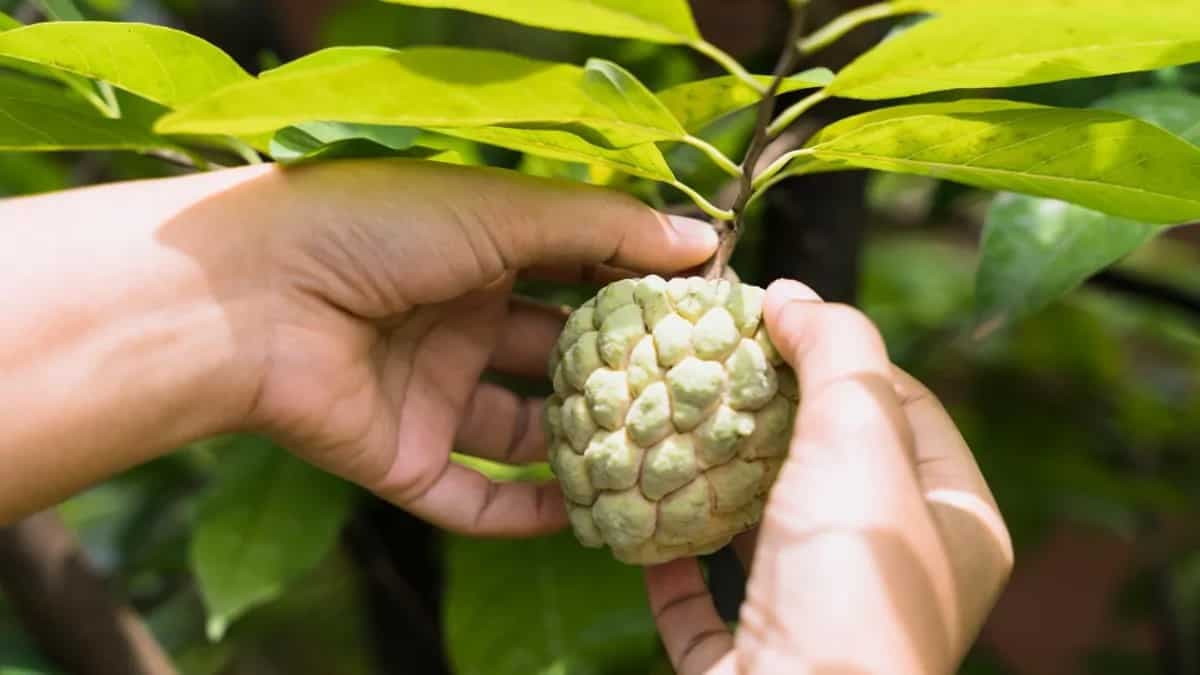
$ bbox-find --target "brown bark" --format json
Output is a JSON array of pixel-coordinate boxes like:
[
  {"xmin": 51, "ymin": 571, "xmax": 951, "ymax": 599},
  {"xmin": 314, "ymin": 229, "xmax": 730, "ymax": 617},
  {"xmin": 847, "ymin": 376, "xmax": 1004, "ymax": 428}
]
[{"xmin": 0, "ymin": 512, "xmax": 177, "ymax": 675}]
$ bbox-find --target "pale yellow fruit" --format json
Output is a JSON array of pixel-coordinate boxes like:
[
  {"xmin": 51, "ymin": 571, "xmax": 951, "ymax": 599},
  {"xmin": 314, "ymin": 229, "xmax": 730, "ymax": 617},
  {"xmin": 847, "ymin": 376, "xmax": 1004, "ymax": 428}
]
[{"xmin": 544, "ymin": 276, "xmax": 799, "ymax": 565}]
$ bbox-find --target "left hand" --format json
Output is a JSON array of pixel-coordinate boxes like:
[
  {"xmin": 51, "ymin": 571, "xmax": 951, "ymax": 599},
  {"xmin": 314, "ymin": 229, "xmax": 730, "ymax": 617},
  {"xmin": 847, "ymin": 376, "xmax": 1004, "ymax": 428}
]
[{"xmin": 240, "ymin": 160, "xmax": 720, "ymax": 537}]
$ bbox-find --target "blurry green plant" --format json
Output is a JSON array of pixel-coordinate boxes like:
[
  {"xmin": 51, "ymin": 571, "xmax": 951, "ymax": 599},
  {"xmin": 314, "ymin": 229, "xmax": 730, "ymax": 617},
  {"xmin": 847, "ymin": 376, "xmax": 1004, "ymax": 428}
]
[{"xmin": 1, "ymin": 0, "xmax": 1200, "ymax": 673}]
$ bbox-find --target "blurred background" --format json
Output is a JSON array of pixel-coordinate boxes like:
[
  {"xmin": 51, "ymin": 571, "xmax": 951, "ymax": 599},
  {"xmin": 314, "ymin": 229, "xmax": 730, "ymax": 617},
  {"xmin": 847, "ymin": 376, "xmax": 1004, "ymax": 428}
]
[{"xmin": 1, "ymin": 1, "xmax": 1199, "ymax": 674}]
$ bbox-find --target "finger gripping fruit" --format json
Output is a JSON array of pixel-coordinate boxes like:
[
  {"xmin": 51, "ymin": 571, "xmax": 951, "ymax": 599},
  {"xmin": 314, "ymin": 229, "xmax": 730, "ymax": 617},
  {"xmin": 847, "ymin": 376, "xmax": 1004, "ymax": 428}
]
[{"xmin": 544, "ymin": 276, "xmax": 799, "ymax": 565}]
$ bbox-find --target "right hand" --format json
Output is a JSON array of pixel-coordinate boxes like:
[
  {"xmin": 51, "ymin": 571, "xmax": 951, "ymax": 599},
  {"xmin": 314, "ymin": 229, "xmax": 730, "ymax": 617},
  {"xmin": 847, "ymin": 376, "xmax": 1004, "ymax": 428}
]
[{"xmin": 644, "ymin": 280, "xmax": 1014, "ymax": 675}]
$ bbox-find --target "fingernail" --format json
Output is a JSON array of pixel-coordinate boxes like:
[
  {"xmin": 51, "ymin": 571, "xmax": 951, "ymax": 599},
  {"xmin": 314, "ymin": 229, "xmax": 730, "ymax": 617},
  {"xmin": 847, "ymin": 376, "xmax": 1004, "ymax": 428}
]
[
  {"xmin": 768, "ymin": 279, "xmax": 822, "ymax": 304},
  {"xmin": 666, "ymin": 215, "xmax": 719, "ymax": 249}
]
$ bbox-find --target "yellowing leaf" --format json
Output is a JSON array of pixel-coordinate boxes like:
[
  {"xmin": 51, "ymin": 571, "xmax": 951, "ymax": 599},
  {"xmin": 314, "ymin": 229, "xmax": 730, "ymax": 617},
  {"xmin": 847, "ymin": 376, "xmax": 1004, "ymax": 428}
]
[
  {"xmin": 0, "ymin": 22, "xmax": 250, "ymax": 108},
  {"xmin": 804, "ymin": 100, "xmax": 1200, "ymax": 223},
  {"xmin": 378, "ymin": 0, "xmax": 700, "ymax": 43},
  {"xmin": 157, "ymin": 47, "xmax": 685, "ymax": 148},
  {"xmin": 831, "ymin": 10, "xmax": 1200, "ymax": 100}
]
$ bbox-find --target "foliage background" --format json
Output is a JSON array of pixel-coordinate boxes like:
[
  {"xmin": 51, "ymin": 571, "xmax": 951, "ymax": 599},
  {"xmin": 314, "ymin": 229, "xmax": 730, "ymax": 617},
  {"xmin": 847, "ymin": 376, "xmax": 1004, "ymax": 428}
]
[{"xmin": 1, "ymin": 1, "xmax": 1199, "ymax": 674}]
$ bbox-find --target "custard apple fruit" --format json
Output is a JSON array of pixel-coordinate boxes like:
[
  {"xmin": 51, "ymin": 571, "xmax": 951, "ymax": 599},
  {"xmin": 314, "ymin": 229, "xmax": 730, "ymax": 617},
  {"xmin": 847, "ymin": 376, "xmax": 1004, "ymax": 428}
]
[{"xmin": 543, "ymin": 275, "xmax": 798, "ymax": 565}]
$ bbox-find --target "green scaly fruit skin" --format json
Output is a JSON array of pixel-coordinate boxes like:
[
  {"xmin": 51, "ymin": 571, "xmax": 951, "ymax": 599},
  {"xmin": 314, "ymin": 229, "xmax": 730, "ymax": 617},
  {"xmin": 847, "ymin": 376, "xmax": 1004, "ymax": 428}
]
[{"xmin": 543, "ymin": 275, "xmax": 799, "ymax": 565}]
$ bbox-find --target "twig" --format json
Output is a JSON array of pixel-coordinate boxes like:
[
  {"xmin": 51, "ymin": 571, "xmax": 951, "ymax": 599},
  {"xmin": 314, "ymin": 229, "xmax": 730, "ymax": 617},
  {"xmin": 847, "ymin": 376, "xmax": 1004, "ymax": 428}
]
[
  {"xmin": 701, "ymin": 1, "xmax": 811, "ymax": 280},
  {"xmin": 0, "ymin": 511, "xmax": 178, "ymax": 675}
]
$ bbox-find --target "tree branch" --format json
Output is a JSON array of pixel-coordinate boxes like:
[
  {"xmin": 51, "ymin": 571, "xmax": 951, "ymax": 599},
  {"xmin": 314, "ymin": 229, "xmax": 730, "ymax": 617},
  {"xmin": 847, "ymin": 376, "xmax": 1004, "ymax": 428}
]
[
  {"xmin": 0, "ymin": 511, "xmax": 178, "ymax": 675},
  {"xmin": 701, "ymin": 1, "xmax": 811, "ymax": 280}
]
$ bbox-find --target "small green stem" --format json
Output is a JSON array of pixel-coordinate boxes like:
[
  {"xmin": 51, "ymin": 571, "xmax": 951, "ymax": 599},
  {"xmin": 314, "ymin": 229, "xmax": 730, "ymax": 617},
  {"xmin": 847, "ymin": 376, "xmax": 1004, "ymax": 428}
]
[
  {"xmin": 745, "ymin": 173, "xmax": 792, "ymax": 210},
  {"xmin": 751, "ymin": 148, "xmax": 815, "ymax": 192},
  {"xmin": 96, "ymin": 81, "xmax": 121, "ymax": 119},
  {"xmin": 797, "ymin": 2, "xmax": 902, "ymax": 56},
  {"xmin": 766, "ymin": 90, "xmax": 828, "ymax": 139},
  {"xmin": 225, "ymin": 138, "xmax": 263, "ymax": 165},
  {"xmin": 670, "ymin": 180, "xmax": 735, "ymax": 221},
  {"xmin": 689, "ymin": 39, "xmax": 767, "ymax": 94},
  {"xmin": 681, "ymin": 135, "xmax": 743, "ymax": 178}
]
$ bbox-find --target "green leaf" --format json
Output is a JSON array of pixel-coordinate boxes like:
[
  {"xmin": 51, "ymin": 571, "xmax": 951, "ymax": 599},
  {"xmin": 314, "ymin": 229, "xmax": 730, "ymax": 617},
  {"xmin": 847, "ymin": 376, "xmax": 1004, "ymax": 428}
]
[
  {"xmin": 0, "ymin": 15, "xmax": 114, "ymax": 115},
  {"xmin": 256, "ymin": 50, "xmax": 680, "ymax": 178},
  {"xmin": 377, "ymin": 0, "xmax": 700, "ymax": 44},
  {"xmin": 975, "ymin": 88, "xmax": 1200, "ymax": 324},
  {"xmin": 430, "ymin": 126, "xmax": 676, "ymax": 181},
  {"xmin": 268, "ymin": 121, "xmax": 423, "ymax": 162},
  {"xmin": 0, "ymin": 153, "xmax": 68, "ymax": 197},
  {"xmin": 830, "ymin": 9, "xmax": 1200, "ymax": 100},
  {"xmin": 444, "ymin": 532, "xmax": 659, "ymax": 675},
  {"xmin": 157, "ymin": 47, "xmax": 685, "ymax": 147},
  {"xmin": 0, "ymin": 71, "xmax": 173, "ymax": 152},
  {"xmin": 976, "ymin": 193, "xmax": 1157, "ymax": 324},
  {"xmin": 657, "ymin": 68, "xmax": 833, "ymax": 132},
  {"xmin": 257, "ymin": 46, "xmax": 393, "ymax": 80},
  {"xmin": 801, "ymin": 99, "xmax": 1200, "ymax": 223},
  {"xmin": 581, "ymin": 58, "xmax": 684, "ymax": 139},
  {"xmin": 1092, "ymin": 88, "xmax": 1200, "ymax": 143},
  {"xmin": 0, "ymin": 22, "xmax": 251, "ymax": 107},
  {"xmin": 264, "ymin": 119, "xmax": 674, "ymax": 181},
  {"xmin": 899, "ymin": 0, "xmax": 1195, "ymax": 13},
  {"xmin": 190, "ymin": 437, "xmax": 355, "ymax": 641}
]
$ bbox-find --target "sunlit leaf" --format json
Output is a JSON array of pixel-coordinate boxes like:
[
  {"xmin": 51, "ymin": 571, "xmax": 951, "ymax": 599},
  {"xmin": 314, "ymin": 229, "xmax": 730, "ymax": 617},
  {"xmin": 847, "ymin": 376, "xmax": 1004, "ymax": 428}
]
[
  {"xmin": 900, "ymin": 0, "xmax": 1195, "ymax": 12},
  {"xmin": 257, "ymin": 46, "xmax": 394, "ymax": 80},
  {"xmin": 0, "ymin": 22, "xmax": 251, "ymax": 107},
  {"xmin": 975, "ymin": 88, "xmax": 1200, "ymax": 324},
  {"xmin": 433, "ymin": 126, "xmax": 676, "ymax": 181},
  {"xmin": 0, "ymin": 71, "xmax": 173, "ymax": 152},
  {"xmin": 444, "ymin": 533, "xmax": 659, "ymax": 675},
  {"xmin": 830, "ymin": 9, "xmax": 1200, "ymax": 100},
  {"xmin": 191, "ymin": 437, "xmax": 355, "ymax": 641},
  {"xmin": 377, "ymin": 0, "xmax": 701, "ymax": 44},
  {"xmin": 0, "ymin": 12, "xmax": 19, "ymax": 31},
  {"xmin": 657, "ymin": 68, "xmax": 833, "ymax": 132},
  {"xmin": 801, "ymin": 100, "xmax": 1200, "ymax": 223},
  {"xmin": 158, "ymin": 47, "xmax": 685, "ymax": 148}
]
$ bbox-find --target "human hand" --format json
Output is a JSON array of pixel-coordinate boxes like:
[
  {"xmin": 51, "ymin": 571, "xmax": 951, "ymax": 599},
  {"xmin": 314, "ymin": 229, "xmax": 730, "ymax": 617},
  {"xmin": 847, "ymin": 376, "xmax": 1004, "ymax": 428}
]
[
  {"xmin": 644, "ymin": 280, "xmax": 1013, "ymax": 674},
  {"xmin": 239, "ymin": 160, "xmax": 719, "ymax": 537}
]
